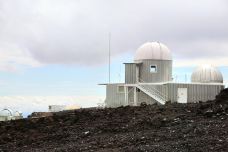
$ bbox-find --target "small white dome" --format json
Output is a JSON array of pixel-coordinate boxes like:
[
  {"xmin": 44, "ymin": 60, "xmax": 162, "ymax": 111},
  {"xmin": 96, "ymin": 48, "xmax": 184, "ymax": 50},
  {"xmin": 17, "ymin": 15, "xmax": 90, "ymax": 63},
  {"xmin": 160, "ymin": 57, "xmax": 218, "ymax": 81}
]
[
  {"xmin": 134, "ymin": 42, "xmax": 172, "ymax": 61},
  {"xmin": 14, "ymin": 111, "xmax": 22, "ymax": 117},
  {"xmin": 191, "ymin": 65, "xmax": 223, "ymax": 83}
]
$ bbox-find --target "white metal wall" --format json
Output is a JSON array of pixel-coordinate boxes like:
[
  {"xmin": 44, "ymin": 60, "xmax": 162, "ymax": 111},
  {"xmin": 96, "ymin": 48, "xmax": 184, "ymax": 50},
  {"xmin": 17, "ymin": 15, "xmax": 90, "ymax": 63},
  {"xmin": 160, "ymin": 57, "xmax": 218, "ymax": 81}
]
[
  {"xmin": 139, "ymin": 60, "xmax": 172, "ymax": 83},
  {"xmin": 125, "ymin": 63, "xmax": 137, "ymax": 84},
  {"xmin": 137, "ymin": 91, "xmax": 157, "ymax": 105},
  {"xmin": 167, "ymin": 83, "xmax": 224, "ymax": 103},
  {"xmin": 105, "ymin": 84, "xmax": 125, "ymax": 107},
  {"xmin": 105, "ymin": 83, "xmax": 225, "ymax": 107}
]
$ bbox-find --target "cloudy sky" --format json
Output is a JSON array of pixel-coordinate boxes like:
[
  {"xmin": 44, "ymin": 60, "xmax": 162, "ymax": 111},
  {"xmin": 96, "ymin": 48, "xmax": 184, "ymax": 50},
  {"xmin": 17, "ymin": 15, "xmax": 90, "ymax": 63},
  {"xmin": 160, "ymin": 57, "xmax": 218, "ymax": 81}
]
[{"xmin": 0, "ymin": 0, "xmax": 228, "ymax": 116}]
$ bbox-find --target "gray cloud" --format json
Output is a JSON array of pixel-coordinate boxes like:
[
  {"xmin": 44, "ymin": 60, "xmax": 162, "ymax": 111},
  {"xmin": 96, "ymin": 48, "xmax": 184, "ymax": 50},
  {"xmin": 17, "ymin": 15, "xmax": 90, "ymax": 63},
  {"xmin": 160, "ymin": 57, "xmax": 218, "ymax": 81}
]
[{"xmin": 0, "ymin": 0, "xmax": 228, "ymax": 69}]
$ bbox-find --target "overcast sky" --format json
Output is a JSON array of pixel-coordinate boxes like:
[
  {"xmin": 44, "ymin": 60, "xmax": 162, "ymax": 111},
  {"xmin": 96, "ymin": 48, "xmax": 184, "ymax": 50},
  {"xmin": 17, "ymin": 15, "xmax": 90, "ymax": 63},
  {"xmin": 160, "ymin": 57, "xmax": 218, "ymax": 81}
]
[
  {"xmin": 0, "ymin": 0, "xmax": 228, "ymax": 115},
  {"xmin": 0, "ymin": 0, "xmax": 228, "ymax": 71}
]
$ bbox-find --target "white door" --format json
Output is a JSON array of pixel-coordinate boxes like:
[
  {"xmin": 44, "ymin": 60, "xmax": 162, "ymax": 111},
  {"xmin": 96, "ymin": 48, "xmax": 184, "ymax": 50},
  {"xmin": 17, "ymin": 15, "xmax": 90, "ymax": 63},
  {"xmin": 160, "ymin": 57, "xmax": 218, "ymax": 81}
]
[{"xmin": 177, "ymin": 88, "xmax": 188, "ymax": 103}]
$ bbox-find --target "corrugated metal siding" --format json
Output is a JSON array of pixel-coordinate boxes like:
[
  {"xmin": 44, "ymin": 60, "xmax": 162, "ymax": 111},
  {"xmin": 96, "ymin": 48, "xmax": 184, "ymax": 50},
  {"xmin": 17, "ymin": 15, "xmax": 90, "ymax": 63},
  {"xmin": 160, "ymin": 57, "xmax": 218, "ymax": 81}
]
[
  {"xmin": 137, "ymin": 91, "xmax": 157, "ymax": 105},
  {"xmin": 140, "ymin": 84, "xmax": 169, "ymax": 101},
  {"xmin": 104, "ymin": 83, "xmax": 224, "ymax": 107},
  {"xmin": 167, "ymin": 83, "xmax": 224, "ymax": 103},
  {"xmin": 105, "ymin": 84, "xmax": 125, "ymax": 107},
  {"xmin": 139, "ymin": 60, "xmax": 172, "ymax": 83},
  {"xmin": 125, "ymin": 64, "xmax": 136, "ymax": 84},
  {"xmin": 128, "ymin": 87, "xmax": 134, "ymax": 106},
  {"xmin": 137, "ymin": 83, "xmax": 224, "ymax": 104}
]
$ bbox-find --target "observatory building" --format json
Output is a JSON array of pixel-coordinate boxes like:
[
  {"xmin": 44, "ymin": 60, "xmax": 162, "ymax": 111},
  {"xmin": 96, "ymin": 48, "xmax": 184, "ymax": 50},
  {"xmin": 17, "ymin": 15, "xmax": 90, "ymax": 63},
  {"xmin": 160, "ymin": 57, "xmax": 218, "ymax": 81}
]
[
  {"xmin": 101, "ymin": 42, "xmax": 225, "ymax": 107},
  {"xmin": 0, "ymin": 109, "xmax": 23, "ymax": 121}
]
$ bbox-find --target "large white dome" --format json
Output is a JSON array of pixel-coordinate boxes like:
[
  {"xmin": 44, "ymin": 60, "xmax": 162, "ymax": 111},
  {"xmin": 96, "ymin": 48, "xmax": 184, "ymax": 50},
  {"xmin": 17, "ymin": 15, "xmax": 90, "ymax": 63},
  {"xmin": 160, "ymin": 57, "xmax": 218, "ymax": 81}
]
[
  {"xmin": 134, "ymin": 42, "xmax": 172, "ymax": 61},
  {"xmin": 191, "ymin": 65, "xmax": 223, "ymax": 83},
  {"xmin": 0, "ymin": 109, "xmax": 13, "ymax": 117}
]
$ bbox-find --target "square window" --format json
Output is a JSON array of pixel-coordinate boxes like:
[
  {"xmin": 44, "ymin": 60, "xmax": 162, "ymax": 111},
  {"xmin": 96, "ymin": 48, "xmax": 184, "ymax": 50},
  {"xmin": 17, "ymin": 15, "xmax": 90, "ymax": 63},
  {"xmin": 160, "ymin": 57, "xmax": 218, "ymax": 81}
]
[
  {"xmin": 150, "ymin": 65, "xmax": 157, "ymax": 73},
  {"xmin": 117, "ymin": 86, "xmax": 125, "ymax": 93}
]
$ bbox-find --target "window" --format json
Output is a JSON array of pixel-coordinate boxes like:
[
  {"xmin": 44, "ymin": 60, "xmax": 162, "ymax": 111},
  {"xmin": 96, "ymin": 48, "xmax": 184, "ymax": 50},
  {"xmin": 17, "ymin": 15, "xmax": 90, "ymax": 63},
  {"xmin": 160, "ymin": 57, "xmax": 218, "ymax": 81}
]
[
  {"xmin": 117, "ymin": 86, "xmax": 125, "ymax": 93},
  {"xmin": 150, "ymin": 65, "xmax": 157, "ymax": 73}
]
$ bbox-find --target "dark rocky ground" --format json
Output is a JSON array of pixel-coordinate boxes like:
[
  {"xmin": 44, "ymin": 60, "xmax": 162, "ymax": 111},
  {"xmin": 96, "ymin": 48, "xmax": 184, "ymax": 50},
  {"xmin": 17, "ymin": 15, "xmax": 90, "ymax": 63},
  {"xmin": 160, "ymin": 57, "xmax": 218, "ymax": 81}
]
[{"xmin": 0, "ymin": 89, "xmax": 228, "ymax": 152}]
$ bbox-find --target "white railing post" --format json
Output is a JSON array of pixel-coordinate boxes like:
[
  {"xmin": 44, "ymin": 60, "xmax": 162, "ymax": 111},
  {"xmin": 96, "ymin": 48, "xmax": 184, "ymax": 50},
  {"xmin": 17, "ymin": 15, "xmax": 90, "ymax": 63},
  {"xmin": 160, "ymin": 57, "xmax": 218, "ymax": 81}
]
[
  {"xmin": 134, "ymin": 87, "xmax": 137, "ymax": 106},
  {"xmin": 125, "ymin": 86, "xmax": 128, "ymax": 105}
]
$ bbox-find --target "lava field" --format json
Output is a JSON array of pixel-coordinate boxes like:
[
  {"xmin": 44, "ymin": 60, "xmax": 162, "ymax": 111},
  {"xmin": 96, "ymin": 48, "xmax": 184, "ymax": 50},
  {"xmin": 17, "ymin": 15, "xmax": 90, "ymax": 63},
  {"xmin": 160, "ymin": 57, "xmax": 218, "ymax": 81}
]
[{"xmin": 0, "ymin": 89, "xmax": 228, "ymax": 152}]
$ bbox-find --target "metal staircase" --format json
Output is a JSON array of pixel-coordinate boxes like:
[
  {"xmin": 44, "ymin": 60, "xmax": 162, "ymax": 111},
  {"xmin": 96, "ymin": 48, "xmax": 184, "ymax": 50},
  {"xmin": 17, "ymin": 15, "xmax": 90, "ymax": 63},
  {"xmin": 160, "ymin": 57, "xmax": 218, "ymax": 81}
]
[{"xmin": 136, "ymin": 80, "xmax": 167, "ymax": 105}]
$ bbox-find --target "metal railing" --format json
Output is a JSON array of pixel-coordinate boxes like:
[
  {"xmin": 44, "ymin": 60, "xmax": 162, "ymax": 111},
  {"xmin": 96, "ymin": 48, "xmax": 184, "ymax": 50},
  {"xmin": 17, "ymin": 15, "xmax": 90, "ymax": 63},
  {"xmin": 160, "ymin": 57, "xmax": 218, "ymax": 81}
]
[{"xmin": 137, "ymin": 78, "xmax": 168, "ymax": 104}]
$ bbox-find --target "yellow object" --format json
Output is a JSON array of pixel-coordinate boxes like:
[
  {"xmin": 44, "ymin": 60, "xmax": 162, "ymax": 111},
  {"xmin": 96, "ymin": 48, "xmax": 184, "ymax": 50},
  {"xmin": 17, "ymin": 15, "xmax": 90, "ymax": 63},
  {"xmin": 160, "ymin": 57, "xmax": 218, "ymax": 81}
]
[{"xmin": 65, "ymin": 105, "xmax": 81, "ymax": 110}]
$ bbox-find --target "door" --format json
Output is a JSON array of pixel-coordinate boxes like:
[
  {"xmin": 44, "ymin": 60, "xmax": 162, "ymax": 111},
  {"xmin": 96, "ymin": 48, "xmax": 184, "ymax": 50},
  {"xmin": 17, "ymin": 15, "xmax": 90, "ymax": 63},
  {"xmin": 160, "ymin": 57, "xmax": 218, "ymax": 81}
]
[{"xmin": 177, "ymin": 88, "xmax": 188, "ymax": 103}]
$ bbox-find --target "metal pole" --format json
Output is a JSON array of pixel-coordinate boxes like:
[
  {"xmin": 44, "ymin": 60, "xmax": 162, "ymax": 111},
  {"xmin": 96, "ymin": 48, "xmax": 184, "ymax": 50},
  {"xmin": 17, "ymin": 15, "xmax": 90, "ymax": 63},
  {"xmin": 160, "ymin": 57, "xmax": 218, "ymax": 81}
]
[
  {"xmin": 134, "ymin": 87, "xmax": 137, "ymax": 106},
  {"xmin": 125, "ymin": 86, "xmax": 128, "ymax": 105},
  {"xmin": 109, "ymin": 32, "xmax": 111, "ymax": 83}
]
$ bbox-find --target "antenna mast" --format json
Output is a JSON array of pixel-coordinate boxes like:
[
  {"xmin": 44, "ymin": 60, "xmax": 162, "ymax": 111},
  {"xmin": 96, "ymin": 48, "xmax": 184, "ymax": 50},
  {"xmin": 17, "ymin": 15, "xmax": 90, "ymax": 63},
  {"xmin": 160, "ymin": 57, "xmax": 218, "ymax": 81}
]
[{"xmin": 108, "ymin": 32, "xmax": 111, "ymax": 83}]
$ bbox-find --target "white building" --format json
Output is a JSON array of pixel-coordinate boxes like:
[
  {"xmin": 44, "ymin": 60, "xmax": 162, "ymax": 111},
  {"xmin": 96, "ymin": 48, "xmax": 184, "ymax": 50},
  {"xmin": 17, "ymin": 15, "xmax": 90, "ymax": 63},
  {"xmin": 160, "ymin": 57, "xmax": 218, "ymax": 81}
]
[
  {"xmin": 101, "ymin": 42, "xmax": 225, "ymax": 107},
  {"xmin": 49, "ymin": 105, "xmax": 80, "ymax": 112},
  {"xmin": 0, "ymin": 109, "xmax": 23, "ymax": 121}
]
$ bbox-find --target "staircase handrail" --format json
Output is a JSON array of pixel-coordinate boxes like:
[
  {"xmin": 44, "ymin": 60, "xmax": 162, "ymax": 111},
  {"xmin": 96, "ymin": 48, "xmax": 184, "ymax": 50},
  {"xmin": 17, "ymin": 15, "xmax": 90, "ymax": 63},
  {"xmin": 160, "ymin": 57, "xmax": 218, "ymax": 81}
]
[{"xmin": 138, "ymin": 78, "xmax": 168, "ymax": 102}]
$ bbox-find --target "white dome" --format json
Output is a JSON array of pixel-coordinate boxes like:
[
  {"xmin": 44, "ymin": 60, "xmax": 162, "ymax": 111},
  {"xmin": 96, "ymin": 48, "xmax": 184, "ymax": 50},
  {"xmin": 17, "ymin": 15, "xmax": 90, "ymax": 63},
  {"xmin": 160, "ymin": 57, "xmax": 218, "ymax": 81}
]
[
  {"xmin": 0, "ymin": 109, "xmax": 13, "ymax": 117},
  {"xmin": 191, "ymin": 65, "xmax": 223, "ymax": 83},
  {"xmin": 14, "ymin": 111, "xmax": 22, "ymax": 117},
  {"xmin": 134, "ymin": 42, "xmax": 172, "ymax": 61}
]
